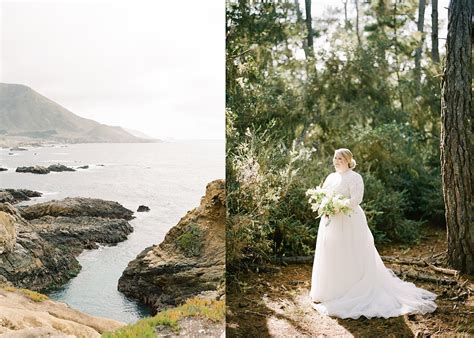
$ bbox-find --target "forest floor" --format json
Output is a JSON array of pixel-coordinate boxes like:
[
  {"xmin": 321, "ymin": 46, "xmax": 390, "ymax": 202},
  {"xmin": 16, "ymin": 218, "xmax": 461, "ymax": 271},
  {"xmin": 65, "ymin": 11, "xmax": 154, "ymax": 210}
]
[{"xmin": 226, "ymin": 225, "xmax": 474, "ymax": 337}]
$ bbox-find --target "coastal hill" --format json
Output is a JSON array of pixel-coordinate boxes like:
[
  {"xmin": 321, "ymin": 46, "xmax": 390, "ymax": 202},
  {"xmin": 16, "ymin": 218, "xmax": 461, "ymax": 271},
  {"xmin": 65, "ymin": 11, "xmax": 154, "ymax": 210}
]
[{"xmin": 0, "ymin": 83, "xmax": 156, "ymax": 143}]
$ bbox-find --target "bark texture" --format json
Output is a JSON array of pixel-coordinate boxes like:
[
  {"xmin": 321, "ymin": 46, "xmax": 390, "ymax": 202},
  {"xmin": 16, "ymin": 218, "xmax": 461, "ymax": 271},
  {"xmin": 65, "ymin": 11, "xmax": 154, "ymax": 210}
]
[{"xmin": 440, "ymin": 0, "xmax": 473, "ymax": 274}]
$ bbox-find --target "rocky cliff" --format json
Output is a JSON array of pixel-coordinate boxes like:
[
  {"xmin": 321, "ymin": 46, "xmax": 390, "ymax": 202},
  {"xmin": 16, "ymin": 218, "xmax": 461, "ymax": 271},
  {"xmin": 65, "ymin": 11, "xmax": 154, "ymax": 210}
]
[
  {"xmin": 0, "ymin": 287, "xmax": 124, "ymax": 337},
  {"xmin": 118, "ymin": 179, "xmax": 225, "ymax": 311},
  {"xmin": 0, "ymin": 194, "xmax": 134, "ymax": 291}
]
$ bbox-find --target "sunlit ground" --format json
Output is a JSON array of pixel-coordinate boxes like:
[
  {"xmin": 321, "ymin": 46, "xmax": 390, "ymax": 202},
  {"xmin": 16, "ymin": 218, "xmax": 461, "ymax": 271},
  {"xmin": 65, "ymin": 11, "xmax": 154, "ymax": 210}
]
[{"xmin": 227, "ymin": 226, "xmax": 474, "ymax": 337}]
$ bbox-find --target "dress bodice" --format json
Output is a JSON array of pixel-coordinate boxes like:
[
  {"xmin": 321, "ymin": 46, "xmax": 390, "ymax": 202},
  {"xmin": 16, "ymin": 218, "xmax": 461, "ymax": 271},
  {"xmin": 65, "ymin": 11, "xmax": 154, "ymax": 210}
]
[{"xmin": 322, "ymin": 169, "xmax": 364, "ymax": 208}]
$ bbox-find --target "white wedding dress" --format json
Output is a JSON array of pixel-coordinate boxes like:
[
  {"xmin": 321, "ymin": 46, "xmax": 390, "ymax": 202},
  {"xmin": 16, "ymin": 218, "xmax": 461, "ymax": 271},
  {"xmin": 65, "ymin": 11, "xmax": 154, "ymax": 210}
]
[{"xmin": 310, "ymin": 169, "xmax": 437, "ymax": 319}]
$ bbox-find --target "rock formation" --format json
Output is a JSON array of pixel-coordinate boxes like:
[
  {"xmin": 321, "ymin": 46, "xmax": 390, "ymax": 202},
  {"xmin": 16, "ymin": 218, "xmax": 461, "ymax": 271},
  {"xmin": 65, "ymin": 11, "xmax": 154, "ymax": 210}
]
[
  {"xmin": 16, "ymin": 165, "xmax": 50, "ymax": 174},
  {"xmin": 137, "ymin": 205, "xmax": 150, "ymax": 212},
  {"xmin": 20, "ymin": 197, "xmax": 134, "ymax": 221},
  {"xmin": 31, "ymin": 216, "xmax": 133, "ymax": 254},
  {"xmin": 0, "ymin": 287, "xmax": 124, "ymax": 337},
  {"xmin": 118, "ymin": 179, "xmax": 225, "ymax": 311},
  {"xmin": 0, "ymin": 188, "xmax": 42, "ymax": 204},
  {"xmin": 0, "ymin": 211, "xmax": 16, "ymax": 254},
  {"xmin": 0, "ymin": 197, "xmax": 134, "ymax": 291},
  {"xmin": 0, "ymin": 203, "xmax": 80, "ymax": 291},
  {"xmin": 48, "ymin": 163, "xmax": 76, "ymax": 172}
]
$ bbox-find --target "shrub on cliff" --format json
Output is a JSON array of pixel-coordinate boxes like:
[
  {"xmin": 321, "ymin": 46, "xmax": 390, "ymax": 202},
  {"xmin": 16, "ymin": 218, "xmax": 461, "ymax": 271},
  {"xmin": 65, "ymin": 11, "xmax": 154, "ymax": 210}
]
[{"xmin": 102, "ymin": 297, "xmax": 225, "ymax": 337}]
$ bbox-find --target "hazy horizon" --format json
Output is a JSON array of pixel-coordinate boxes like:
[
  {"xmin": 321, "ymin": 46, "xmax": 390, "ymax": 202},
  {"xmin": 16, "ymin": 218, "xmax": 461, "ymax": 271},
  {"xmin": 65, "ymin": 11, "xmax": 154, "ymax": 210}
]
[
  {"xmin": 1, "ymin": 1, "xmax": 448, "ymax": 140},
  {"xmin": 0, "ymin": 0, "xmax": 224, "ymax": 140}
]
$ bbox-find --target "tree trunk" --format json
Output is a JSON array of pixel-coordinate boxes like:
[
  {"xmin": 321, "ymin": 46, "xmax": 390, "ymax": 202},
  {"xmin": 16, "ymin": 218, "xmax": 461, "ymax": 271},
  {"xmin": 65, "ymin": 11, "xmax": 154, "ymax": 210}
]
[
  {"xmin": 304, "ymin": 0, "xmax": 314, "ymax": 58},
  {"xmin": 295, "ymin": 0, "xmax": 310, "ymax": 59},
  {"xmin": 343, "ymin": 0, "xmax": 349, "ymax": 29},
  {"xmin": 414, "ymin": 0, "xmax": 426, "ymax": 93},
  {"xmin": 440, "ymin": 0, "xmax": 473, "ymax": 274},
  {"xmin": 431, "ymin": 0, "xmax": 440, "ymax": 62},
  {"xmin": 355, "ymin": 0, "xmax": 362, "ymax": 47},
  {"xmin": 376, "ymin": 0, "xmax": 387, "ymax": 61},
  {"xmin": 393, "ymin": 1, "xmax": 404, "ymax": 110}
]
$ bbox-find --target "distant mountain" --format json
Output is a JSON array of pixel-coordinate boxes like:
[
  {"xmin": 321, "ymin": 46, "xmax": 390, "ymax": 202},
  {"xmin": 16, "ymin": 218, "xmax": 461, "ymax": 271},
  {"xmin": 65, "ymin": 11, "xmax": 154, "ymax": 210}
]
[
  {"xmin": 123, "ymin": 127, "xmax": 156, "ymax": 140},
  {"xmin": 0, "ymin": 83, "xmax": 156, "ymax": 143}
]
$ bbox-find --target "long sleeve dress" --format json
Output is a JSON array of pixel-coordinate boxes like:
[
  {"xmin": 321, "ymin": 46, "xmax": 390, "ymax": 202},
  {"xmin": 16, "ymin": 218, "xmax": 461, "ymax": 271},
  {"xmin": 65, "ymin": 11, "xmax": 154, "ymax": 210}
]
[{"xmin": 309, "ymin": 169, "xmax": 437, "ymax": 319}]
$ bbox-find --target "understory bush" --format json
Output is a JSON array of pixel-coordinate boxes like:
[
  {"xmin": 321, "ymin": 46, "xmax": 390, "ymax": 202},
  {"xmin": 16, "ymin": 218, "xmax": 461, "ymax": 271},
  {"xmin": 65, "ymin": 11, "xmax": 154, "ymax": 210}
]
[{"xmin": 226, "ymin": 1, "xmax": 444, "ymax": 269}]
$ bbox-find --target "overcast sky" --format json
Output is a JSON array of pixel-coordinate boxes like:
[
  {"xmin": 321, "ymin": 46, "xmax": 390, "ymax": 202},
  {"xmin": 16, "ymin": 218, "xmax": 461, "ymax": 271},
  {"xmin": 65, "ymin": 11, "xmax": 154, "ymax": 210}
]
[
  {"xmin": 1, "ymin": 0, "xmax": 224, "ymax": 140},
  {"xmin": 1, "ymin": 1, "xmax": 449, "ymax": 140}
]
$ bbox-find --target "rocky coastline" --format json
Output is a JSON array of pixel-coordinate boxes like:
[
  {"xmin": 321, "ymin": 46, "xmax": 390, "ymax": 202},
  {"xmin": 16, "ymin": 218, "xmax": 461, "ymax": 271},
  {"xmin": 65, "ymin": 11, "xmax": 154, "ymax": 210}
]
[
  {"xmin": 0, "ymin": 287, "xmax": 125, "ymax": 337},
  {"xmin": 0, "ymin": 188, "xmax": 42, "ymax": 204},
  {"xmin": 0, "ymin": 191, "xmax": 134, "ymax": 291},
  {"xmin": 118, "ymin": 179, "xmax": 225, "ymax": 312},
  {"xmin": 15, "ymin": 163, "xmax": 77, "ymax": 174}
]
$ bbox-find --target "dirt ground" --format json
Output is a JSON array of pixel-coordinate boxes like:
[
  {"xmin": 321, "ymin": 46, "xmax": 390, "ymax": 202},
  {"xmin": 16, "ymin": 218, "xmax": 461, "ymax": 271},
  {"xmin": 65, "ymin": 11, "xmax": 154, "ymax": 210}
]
[{"xmin": 226, "ymin": 226, "xmax": 474, "ymax": 337}]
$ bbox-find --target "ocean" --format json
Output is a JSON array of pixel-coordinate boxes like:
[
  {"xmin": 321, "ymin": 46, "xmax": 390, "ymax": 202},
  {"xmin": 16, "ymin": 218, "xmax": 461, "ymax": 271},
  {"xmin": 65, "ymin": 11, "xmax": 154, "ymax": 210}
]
[{"xmin": 0, "ymin": 141, "xmax": 224, "ymax": 323}]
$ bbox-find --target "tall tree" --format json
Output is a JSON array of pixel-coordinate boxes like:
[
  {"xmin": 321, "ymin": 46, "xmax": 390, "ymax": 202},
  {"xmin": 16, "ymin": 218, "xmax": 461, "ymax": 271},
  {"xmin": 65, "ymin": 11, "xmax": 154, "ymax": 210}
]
[
  {"xmin": 431, "ymin": 0, "xmax": 440, "ymax": 62},
  {"xmin": 295, "ymin": 0, "xmax": 310, "ymax": 59},
  {"xmin": 304, "ymin": 0, "xmax": 314, "ymax": 58},
  {"xmin": 414, "ymin": 0, "xmax": 426, "ymax": 93},
  {"xmin": 440, "ymin": 0, "xmax": 473, "ymax": 274},
  {"xmin": 355, "ymin": 0, "xmax": 362, "ymax": 47}
]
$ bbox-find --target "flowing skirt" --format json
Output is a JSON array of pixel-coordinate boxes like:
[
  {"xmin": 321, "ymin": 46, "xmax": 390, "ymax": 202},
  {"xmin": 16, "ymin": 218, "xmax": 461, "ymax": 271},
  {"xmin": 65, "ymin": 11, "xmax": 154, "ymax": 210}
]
[{"xmin": 310, "ymin": 206, "xmax": 437, "ymax": 319}]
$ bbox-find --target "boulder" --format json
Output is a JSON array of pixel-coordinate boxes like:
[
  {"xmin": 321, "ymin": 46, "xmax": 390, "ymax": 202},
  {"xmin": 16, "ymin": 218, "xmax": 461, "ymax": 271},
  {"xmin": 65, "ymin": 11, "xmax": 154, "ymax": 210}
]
[
  {"xmin": 48, "ymin": 164, "xmax": 76, "ymax": 172},
  {"xmin": 137, "ymin": 205, "xmax": 150, "ymax": 212},
  {"xmin": 0, "ymin": 189, "xmax": 42, "ymax": 204},
  {"xmin": 118, "ymin": 179, "xmax": 225, "ymax": 311},
  {"xmin": 16, "ymin": 166, "xmax": 50, "ymax": 174}
]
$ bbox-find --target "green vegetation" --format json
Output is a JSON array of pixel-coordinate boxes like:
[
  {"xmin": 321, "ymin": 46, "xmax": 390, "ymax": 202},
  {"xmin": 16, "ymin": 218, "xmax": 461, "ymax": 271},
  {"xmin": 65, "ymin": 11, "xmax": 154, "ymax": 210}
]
[
  {"xmin": 2, "ymin": 286, "xmax": 49, "ymax": 302},
  {"xmin": 176, "ymin": 223, "xmax": 203, "ymax": 257},
  {"xmin": 102, "ymin": 297, "xmax": 225, "ymax": 338},
  {"xmin": 226, "ymin": 1, "xmax": 444, "ymax": 269}
]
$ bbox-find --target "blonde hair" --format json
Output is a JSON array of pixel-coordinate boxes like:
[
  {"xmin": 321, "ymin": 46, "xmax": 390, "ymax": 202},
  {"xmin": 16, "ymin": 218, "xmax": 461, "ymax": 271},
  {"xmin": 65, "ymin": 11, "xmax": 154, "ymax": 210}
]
[{"xmin": 335, "ymin": 148, "xmax": 357, "ymax": 169}]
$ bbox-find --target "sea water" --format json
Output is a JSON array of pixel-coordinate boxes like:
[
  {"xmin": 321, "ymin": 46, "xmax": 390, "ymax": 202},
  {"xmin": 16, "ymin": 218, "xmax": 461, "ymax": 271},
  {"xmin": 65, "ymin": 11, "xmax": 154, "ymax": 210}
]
[{"xmin": 0, "ymin": 141, "xmax": 224, "ymax": 323}]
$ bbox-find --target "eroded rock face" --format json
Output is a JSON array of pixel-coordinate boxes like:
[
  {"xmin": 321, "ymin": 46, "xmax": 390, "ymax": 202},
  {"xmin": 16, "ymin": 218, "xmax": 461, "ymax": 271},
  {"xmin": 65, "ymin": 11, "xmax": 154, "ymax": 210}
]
[
  {"xmin": 118, "ymin": 179, "xmax": 225, "ymax": 311},
  {"xmin": 0, "ymin": 203, "xmax": 80, "ymax": 291},
  {"xmin": 31, "ymin": 216, "xmax": 133, "ymax": 255},
  {"xmin": 0, "ymin": 212, "xmax": 16, "ymax": 254},
  {"xmin": 20, "ymin": 197, "xmax": 134, "ymax": 221},
  {"xmin": 16, "ymin": 166, "xmax": 50, "ymax": 174},
  {"xmin": 0, "ymin": 189, "xmax": 42, "ymax": 204},
  {"xmin": 0, "ymin": 197, "xmax": 134, "ymax": 291},
  {"xmin": 48, "ymin": 164, "xmax": 76, "ymax": 172},
  {"xmin": 0, "ymin": 288, "xmax": 124, "ymax": 337}
]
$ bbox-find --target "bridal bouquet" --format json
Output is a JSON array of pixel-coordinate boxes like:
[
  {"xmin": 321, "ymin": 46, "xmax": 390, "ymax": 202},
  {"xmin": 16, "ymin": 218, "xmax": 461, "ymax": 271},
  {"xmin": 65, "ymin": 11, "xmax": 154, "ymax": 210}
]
[{"xmin": 305, "ymin": 186, "xmax": 351, "ymax": 225}]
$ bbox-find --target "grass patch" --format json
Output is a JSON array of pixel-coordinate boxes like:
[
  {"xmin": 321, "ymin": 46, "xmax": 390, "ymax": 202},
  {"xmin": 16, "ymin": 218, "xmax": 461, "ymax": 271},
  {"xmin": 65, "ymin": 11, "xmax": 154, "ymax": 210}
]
[
  {"xmin": 176, "ymin": 223, "xmax": 203, "ymax": 257},
  {"xmin": 1, "ymin": 286, "xmax": 49, "ymax": 302},
  {"xmin": 102, "ymin": 297, "xmax": 225, "ymax": 338}
]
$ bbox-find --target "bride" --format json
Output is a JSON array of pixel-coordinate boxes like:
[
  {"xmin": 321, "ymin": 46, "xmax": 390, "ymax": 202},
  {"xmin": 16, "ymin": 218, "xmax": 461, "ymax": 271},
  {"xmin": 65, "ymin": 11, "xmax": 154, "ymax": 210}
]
[{"xmin": 310, "ymin": 148, "xmax": 437, "ymax": 319}]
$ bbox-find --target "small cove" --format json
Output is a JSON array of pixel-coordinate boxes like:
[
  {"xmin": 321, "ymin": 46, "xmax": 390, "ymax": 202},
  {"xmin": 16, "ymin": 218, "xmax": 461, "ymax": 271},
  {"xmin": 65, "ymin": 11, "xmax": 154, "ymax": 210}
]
[{"xmin": 0, "ymin": 141, "xmax": 224, "ymax": 323}]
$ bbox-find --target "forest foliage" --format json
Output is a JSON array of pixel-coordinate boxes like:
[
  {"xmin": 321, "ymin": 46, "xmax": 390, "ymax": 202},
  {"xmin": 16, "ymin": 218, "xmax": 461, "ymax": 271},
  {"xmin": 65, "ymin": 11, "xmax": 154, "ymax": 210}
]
[{"xmin": 226, "ymin": 0, "xmax": 444, "ymax": 269}]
